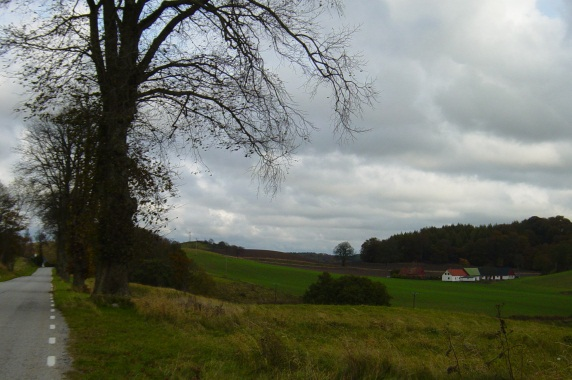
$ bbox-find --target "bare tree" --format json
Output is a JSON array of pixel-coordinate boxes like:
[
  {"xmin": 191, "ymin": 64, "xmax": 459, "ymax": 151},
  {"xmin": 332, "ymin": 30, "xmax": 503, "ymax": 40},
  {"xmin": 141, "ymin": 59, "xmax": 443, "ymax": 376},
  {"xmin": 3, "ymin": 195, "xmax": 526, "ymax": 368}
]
[
  {"xmin": 0, "ymin": 181, "xmax": 27, "ymax": 271},
  {"xmin": 334, "ymin": 241, "xmax": 354, "ymax": 267},
  {"xmin": 1, "ymin": 0, "xmax": 375, "ymax": 296},
  {"xmin": 16, "ymin": 102, "xmax": 100, "ymax": 285},
  {"xmin": 16, "ymin": 100, "xmax": 176, "ymax": 289}
]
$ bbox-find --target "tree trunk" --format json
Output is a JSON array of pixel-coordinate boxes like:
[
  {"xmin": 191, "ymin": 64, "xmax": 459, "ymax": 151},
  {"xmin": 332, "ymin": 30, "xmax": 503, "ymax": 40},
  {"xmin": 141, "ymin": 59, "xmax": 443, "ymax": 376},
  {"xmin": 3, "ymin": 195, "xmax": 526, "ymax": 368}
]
[
  {"xmin": 90, "ymin": 1, "xmax": 141, "ymax": 297},
  {"xmin": 70, "ymin": 236, "xmax": 89, "ymax": 292},
  {"xmin": 91, "ymin": 79, "xmax": 137, "ymax": 297},
  {"xmin": 55, "ymin": 227, "xmax": 70, "ymax": 281},
  {"xmin": 93, "ymin": 259, "xmax": 130, "ymax": 296},
  {"xmin": 91, "ymin": 118, "xmax": 136, "ymax": 297}
]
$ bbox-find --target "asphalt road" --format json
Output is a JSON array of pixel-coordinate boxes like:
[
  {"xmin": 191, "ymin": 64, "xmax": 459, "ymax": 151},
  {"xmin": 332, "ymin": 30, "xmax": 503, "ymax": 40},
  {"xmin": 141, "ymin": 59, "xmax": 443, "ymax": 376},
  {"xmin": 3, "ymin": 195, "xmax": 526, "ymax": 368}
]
[{"xmin": 0, "ymin": 268, "xmax": 71, "ymax": 379}]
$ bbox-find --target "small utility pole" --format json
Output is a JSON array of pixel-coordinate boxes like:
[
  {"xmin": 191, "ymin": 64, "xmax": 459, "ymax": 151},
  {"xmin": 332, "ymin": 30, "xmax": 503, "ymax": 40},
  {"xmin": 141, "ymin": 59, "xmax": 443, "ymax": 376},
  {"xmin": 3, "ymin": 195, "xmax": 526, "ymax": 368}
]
[{"xmin": 412, "ymin": 292, "xmax": 418, "ymax": 308}]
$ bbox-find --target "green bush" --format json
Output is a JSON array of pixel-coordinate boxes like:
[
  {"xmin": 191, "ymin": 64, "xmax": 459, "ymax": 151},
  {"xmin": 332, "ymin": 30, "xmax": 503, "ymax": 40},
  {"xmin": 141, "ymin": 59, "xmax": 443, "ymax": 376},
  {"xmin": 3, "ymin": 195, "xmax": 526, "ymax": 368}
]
[
  {"xmin": 130, "ymin": 228, "xmax": 215, "ymax": 294},
  {"xmin": 303, "ymin": 272, "xmax": 391, "ymax": 306},
  {"xmin": 30, "ymin": 254, "xmax": 44, "ymax": 267},
  {"xmin": 186, "ymin": 259, "xmax": 216, "ymax": 295}
]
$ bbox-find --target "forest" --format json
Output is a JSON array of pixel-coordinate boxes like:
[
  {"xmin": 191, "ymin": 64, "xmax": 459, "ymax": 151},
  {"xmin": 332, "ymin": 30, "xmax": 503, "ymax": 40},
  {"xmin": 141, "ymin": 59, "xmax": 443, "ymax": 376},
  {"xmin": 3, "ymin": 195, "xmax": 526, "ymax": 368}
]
[{"xmin": 360, "ymin": 215, "xmax": 572, "ymax": 274}]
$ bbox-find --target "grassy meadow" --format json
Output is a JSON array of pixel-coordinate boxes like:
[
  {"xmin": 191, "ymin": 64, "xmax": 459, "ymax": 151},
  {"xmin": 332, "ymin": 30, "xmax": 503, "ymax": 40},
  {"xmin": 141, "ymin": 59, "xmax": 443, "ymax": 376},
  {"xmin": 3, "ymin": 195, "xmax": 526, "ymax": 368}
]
[
  {"xmin": 51, "ymin": 249, "xmax": 572, "ymax": 378},
  {"xmin": 186, "ymin": 248, "xmax": 572, "ymax": 317},
  {"xmin": 55, "ymin": 277, "xmax": 572, "ymax": 379}
]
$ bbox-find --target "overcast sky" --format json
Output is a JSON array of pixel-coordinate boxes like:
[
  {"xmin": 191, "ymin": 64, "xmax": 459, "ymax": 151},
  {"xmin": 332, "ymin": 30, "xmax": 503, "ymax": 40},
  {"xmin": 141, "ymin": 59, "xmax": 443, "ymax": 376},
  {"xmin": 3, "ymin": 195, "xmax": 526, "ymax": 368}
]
[{"xmin": 3, "ymin": 0, "xmax": 572, "ymax": 253}]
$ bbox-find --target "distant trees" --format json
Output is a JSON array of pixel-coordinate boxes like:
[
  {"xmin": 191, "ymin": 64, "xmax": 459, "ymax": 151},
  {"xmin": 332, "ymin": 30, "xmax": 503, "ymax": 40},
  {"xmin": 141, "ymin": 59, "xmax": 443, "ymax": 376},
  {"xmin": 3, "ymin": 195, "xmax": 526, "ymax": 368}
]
[
  {"xmin": 303, "ymin": 272, "xmax": 391, "ymax": 306},
  {"xmin": 334, "ymin": 241, "xmax": 355, "ymax": 267},
  {"xmin": 360, "ymin": 237, "xmax": 400, "ymax": 263},
  {"xmin": 0, "ymin": 182, "xmax": 27, "ymax": 271},
  {"xmin": 360, "ymin": 216, "xmax": 572, "ymax": 274}
]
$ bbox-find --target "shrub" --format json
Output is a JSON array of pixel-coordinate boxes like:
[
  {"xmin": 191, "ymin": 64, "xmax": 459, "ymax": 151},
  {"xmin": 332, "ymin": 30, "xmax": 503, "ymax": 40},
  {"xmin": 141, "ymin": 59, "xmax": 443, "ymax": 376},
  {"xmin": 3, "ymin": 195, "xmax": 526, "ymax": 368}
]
[
  {"xmin": 303, "ymin": 272, "xmax": 391, "ymax": 306},
  {"xmin": 130, "ymin": 258, "xmax": 173, "ymax": 288},
  {"xmin": 186, "ymin": 258, "xmax": 216, "ymax": 295},
  {"xmin": 30, "ymin": 254, "xmax": 44, "ymax": 267},
  {"xmin": 130, "ymin": 228, "xmax": 215, "ymax": 294}
]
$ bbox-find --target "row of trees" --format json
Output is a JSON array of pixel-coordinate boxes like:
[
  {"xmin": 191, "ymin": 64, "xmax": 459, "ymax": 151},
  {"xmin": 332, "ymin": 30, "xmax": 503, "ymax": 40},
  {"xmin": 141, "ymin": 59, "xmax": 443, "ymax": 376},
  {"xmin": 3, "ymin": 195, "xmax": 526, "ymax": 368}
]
[
  {"xmin": 360, "ymin": 216, "xmax": 572, "ymax": 274},
  {"xmin": 14, "ymin": 104, "xmax": 174, "ymax": 291},
  {"xmin": 1, "ymin": 1, "xmax": 373, "ymax": 296},
  {"xmin": 0, "ymin": 182, "xmax": 27, "ymax": 270}
]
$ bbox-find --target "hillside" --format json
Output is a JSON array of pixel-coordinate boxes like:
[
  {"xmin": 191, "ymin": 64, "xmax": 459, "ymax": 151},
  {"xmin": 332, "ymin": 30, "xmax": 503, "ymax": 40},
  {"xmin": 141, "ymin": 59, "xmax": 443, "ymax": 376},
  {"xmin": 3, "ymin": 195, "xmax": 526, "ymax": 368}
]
[
  {"xmin": 228, "ymin": 249, "xmax": 538, "ymax": 279},
  {"xmin": 186, "ymin": 248, "xmax": 571, "ymax": 317}
]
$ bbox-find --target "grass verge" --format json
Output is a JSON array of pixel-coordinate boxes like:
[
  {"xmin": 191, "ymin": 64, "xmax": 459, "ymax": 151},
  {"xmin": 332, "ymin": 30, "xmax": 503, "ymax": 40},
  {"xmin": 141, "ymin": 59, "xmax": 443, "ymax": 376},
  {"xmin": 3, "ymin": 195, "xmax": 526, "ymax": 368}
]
[
  {"xmin": 54, "ymin": 276, "xmax": 572, "ymax": 379},
  {"xmin": 0, "ymin": 257, "xmax": 39, "ymax": 282}
]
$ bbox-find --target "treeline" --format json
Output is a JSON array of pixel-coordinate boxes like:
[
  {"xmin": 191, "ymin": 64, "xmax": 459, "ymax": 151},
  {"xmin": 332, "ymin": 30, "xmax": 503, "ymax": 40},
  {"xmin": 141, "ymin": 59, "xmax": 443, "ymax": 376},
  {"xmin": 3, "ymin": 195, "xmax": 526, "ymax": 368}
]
[
  {"xmin": 187, "ymin": 239, "xmax": 246, "ymax": 257},
  {"xmin": 0, "ymin": 182, "xmax": 27, "ymax": 271},
  {"xmin": 360, "ymin": 216, "xmax": 572, "ymax": 274}
]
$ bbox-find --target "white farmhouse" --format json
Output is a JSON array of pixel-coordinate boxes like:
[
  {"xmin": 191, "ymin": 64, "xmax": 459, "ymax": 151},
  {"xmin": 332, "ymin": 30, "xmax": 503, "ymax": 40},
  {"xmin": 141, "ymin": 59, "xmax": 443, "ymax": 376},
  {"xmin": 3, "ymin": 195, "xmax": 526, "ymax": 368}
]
[{"xmin": 442, "ymin": 268, "xmax": 468, "ymax": 282}]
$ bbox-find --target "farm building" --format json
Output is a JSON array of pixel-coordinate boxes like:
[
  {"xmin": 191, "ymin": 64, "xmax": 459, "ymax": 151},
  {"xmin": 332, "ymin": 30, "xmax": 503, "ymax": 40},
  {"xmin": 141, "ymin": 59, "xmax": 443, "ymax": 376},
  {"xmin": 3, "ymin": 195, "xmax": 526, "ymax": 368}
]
[
  {"xmin": 399, "ymin": 267, "xmax": 425, "ymax": 279},
  {"xmin": 463, "ymin": 267, "xmax": 481, "ymax": 281},
  {"xmin": 478, "ymin": 267, "xmax": 516, "ymax": 281},
  {"xmin": 442, "ymin": 267, "xmax": 516, "ymax": 282},
  {"xmin": 442, "ymin": 268, "xmax": 468, "ymax": 282}
]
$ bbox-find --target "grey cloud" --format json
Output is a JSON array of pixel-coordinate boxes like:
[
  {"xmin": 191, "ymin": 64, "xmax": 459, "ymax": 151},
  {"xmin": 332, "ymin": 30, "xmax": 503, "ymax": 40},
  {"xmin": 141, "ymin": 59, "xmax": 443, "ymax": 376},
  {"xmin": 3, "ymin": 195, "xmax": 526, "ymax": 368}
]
[{"xmin": 5, "ymin": 1, "xmax": 572, "ymax": 253}]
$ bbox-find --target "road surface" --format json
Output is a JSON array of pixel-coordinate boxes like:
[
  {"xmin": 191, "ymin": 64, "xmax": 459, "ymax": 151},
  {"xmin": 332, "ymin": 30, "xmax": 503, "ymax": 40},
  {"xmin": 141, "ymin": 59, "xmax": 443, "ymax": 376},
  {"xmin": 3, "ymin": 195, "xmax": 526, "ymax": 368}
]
[{"xmin": 0, "ymin": 268, "xmax": 71, "ymax": 379}]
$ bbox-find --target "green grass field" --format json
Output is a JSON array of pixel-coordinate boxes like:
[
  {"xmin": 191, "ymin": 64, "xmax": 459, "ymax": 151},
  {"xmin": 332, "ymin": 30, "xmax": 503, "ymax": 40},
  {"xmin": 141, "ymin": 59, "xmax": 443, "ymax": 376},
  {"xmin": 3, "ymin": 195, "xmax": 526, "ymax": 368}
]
[
  {"xmin": 186, "ymin": 248, "xmax": 572, "ymax": 317},
  {"xmin": 55, "ymin": 277, "xmax": 572, "ymax": 379},
  {"xmin": 51, "ymin": 250, "xmax": 572, "ymax": 379}
]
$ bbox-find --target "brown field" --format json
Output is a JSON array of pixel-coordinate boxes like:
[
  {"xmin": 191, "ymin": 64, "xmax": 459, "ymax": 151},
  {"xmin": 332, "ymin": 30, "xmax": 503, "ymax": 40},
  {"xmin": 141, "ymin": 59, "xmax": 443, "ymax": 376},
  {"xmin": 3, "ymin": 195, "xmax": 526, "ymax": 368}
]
[{"xmin": 236, "ymin": 249, "xmax": 540, "ymax": 278}]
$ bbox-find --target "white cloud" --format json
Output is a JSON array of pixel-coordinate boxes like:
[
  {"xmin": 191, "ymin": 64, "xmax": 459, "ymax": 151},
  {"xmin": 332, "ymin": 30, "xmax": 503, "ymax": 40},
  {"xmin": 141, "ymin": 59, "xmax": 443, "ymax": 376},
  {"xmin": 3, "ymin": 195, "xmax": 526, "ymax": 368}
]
[{"xmin": 4, "ymin": 1, "xmax": 572, "ymax": 253}]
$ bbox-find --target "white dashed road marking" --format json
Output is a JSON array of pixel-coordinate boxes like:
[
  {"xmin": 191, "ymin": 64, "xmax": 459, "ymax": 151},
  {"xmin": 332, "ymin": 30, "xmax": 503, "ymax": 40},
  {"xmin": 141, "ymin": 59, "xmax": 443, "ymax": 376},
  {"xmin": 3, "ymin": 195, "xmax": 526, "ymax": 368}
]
[{"xmin": 48, "ymin": 284, "xmax": 59, "ymax": 369}]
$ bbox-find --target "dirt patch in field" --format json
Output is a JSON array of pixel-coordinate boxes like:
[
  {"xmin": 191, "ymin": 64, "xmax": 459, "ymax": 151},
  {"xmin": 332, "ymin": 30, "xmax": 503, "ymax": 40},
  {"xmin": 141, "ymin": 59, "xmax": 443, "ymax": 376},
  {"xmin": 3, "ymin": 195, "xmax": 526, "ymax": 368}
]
[
  {"xmin": 236, "ymin": 249, "xmax": 451, "ymax": 278},
  {"xmin": 231, "ymin": 249, "xmax": 540, "ymax": 279}
]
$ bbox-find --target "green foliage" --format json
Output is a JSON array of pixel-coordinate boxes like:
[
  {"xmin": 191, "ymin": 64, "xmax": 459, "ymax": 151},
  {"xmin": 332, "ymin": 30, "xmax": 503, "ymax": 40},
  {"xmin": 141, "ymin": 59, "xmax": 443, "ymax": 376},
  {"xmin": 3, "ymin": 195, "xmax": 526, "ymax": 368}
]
[
  {"xmin": 130, "ymin": 228, "xmax": 214, "ymax": 294},
  {"xmin": 361, "ymin": 216, "xmax": 572, "ymax": 274},
  {"xmin": 303, "ymin": 272, "xmax": 391, "ymax": 306},
  {"xmin": 0, "ymin": 256, "xmax": 37, "ymax": 282},
  {"xmin": 30, "ymin": 254, "xmax": 44, "ymax": 267},
  {"xmin": 186, "ymin": 258, "xmax": 216, "ymax": 296},
  {"xmin": 0, "ymin": 182, "xmax": 27, "ymax": 271},
  {"xmin": 333, "ymin": 241, "xmax": 354, "ymax": 266}
]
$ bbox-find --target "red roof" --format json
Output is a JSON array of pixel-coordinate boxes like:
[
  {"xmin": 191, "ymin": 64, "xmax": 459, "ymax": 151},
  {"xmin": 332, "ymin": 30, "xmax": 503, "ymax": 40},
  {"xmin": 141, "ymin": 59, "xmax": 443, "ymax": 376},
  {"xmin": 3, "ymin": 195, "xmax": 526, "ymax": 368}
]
[{"xmin": 447, "ymin": 269, "xmax": 468, "ymax": 277}]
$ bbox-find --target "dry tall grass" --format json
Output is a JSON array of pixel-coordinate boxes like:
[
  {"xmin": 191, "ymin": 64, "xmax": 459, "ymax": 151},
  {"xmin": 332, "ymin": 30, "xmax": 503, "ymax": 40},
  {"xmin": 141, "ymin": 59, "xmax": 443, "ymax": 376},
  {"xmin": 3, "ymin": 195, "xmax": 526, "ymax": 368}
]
[{"xmin": 125, "ymin": 284, "xmax": 572, "ymax": 379}]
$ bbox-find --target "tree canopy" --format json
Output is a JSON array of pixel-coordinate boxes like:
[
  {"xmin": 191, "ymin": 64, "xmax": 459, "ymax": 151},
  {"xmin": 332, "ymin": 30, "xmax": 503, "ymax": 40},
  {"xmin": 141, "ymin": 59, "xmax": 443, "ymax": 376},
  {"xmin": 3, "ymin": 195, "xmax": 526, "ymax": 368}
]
[
  {"xmin": 0, "ymin": 182, "xmax": 27, "ymax": 271},
  {"xmin": 1, "ymin": 1, "xmax": 375, "ymax": 296},
  {"xmin": 303, "ymin": 272, "xmax": 391, "ymax": 306},
  {"xmin": 360, "ymin": 216, "xmax": 572, "ymax": 274},
  {"xmin": 333, "ymin": 241, "xmax": 354, "ymax": 266}
]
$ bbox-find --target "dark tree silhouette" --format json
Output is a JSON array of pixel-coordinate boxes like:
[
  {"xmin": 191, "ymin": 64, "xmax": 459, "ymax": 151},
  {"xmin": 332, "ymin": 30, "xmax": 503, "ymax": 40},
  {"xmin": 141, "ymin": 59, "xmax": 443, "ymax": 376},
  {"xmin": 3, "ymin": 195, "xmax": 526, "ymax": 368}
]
[{"xmin": 1, "ymin": 1, "xmax": 375, "ymax": 296}]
